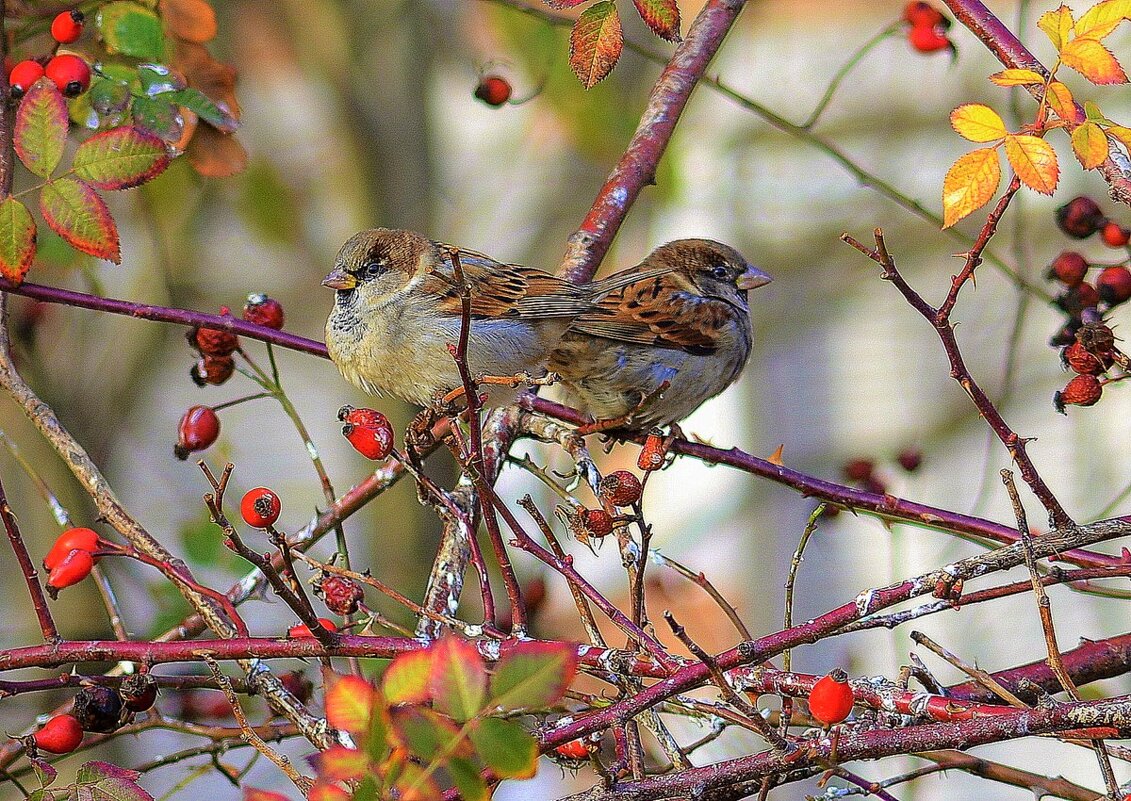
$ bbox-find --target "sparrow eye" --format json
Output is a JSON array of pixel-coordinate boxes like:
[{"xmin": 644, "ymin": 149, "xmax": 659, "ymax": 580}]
[
  {"xmin": 710, "ymin": 264, "xmax": 729, "ymax": 280},
  {"xmin": 362, "ymin": 261, "xmax": 383, "ymax": 279}
]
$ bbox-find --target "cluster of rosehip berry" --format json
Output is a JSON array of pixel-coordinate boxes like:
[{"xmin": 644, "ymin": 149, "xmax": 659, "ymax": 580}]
[
  {"xmin": 8, "ymin": 10, "xmax": 91, "ymax": 99},
  {"xmin": 174, "ymin": 293, "xmax": 285, "ymax": 459},
  {"xmin": 903, "ymin": 1, "xmax": 955, "ymax": 55},
  {"xmin": 570, "ymin": 469, "xmax": 644, "ymax": 544},
  {"xmin": 41, "ymin": 526, "xmax": 102, "ymax": 597},
  {"xmin": 29, "ymin": 674, "xmax": 158, "ymax": 755},
  {"xmin": 819, "ymin": 451, "xmax": 922, "ymax": 517},
  {"xmin": 1047, "ymin": 196, "xmax": 1131, "ymax": 412}
]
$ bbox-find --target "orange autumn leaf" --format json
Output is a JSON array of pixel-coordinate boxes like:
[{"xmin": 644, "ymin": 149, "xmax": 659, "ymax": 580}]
[
  {"xmin": 989, "ymin": 68, "xmax": 1045, "ymax": 86},
  {"xmin": 1106, "ymin": 124, "xmax": 1131, "ymax": 152},
  {"xmin": 950, "ymin": 104, "xmax": 1008, "ymax": 142},
  {"xmin": 1045, "ymin": 81, "xmax": 1082, "ymax": 123},
  {"xmin": 1071, "ymin": 121, "xmax": 1109, "ymax": 168},
  {"xmin": 1038, "ymin": 5, "xmax": 1075, "ymax": 50},
  {"xmin": 943, "ymin": 148, "xmax": 1001, "ymax": 228},
  {"xmin": 1073, "ymin": 0, "xmax": 1131, "ymax": 40},
  {"xmin": 1004, "ymin": 134, "xmax": 1059, "ymax": 194},
  {"xmin": 569, "ymin": 1, "xmax": 622, "ymax": 89},
  {"xmin": 1060, "ymin": 37, "xmax": 1128, "ymax": 84}
]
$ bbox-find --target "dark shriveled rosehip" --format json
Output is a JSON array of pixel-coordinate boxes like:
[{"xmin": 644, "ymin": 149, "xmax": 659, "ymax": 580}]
[
  {"xmin": 119, "ymin": 673, "xmax": 159, "ymax": 712},
  {"xmin": 1054, "ymin": 374, "xmax": 1103, "ymax": 413},
  {"xmin": 1056, "ymin": 196, "xmax": 1105, "ymax": 239},
  {"xmin": 73, "ymin": 685, "xmax": 124, "ymax": 733}
]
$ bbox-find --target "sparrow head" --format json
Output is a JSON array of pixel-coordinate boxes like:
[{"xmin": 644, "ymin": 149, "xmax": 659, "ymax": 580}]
[
  {"xmin": 322, "ymin": 228, "xmax": 439, "ymax": 308},
  {"xmin": 652, "ymin": 239, "xmax": 771, "ymax": 308}
]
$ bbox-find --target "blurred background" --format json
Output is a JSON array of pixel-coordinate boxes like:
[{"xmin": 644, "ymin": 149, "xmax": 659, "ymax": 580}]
[{"xmin": 1, "ymin": 0, "xmax": 1130, "ymax": 798}]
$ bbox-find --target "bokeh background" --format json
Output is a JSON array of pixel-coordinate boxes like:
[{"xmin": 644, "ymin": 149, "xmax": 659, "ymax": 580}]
[{"xmin": 2, "ymin": 0, "xmax": 1131, "ymax": 798}]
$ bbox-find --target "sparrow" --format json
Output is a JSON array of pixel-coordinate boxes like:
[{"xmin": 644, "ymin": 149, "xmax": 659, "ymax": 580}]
[
  {"xmin": 547, "ymin": 239, "xmax": 771, "ymax": 430},
  {"xmin": 323, "ymin": 228, "xmax": 604, "ymax": 407}
]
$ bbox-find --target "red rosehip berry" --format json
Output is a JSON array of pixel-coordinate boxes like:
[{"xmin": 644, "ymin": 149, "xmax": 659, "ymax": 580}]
[
  {"xmin": 119, "ymin": 673, "xmax": 158, "ymax": 712},
  {"xmin": 474, "ymin": 75, "xmax": 512, "ymax": 107},
  {"xmin": 50, "ymin": 10, "xmax": 85, "ymax": 44},
  {"xmin": 43, "ymin": 527, "xmax": 100, "ymax": 571},
  {"xmin": 581, "ymin": 508, "xmax": 614, "ymax": 538},
  {"xmin": 1096, "ymin": 266, "xmax": 1131, "ymax": 306},
  {"xmin": 175, "ymin": 405, "xmax": 220, "ymax": 460},
  {"xmin": 44, "ymin": 53, "xmax": 90, "ymax": 97},
  {"xmin": 1054, "ymin": 374, "xmax": 1103, "ymax": 413},
  {"xmin": 897, "ymin": 448, "xmax": 922, "ymax": 472},
  {"xmin": 1102, "ymin": 221, "xmax": 1131, "ymax": 248},
  {"xmin": 1056, "ymin": 196, "xmax": 1105, "ymax": 239},
  {"xmin": 72, "ymin": 685, "xmax": 124, "ymax": 733},
  {"xmin": 240, "ymin": 487, "xmax": 281, "ymax": 529},
  {"xmin": 908, "ymin": 24, "xmax": 952, "ymax": 54},
  {"xmin": 191, "ymin": 311, "xmax": 239, "ymax": 356},
  {"xmin": 809, "ymin": 670, "xmax": 854, "ymax": 726},
  {"xmin": 32, "ymin": 714, "xmax": 83, "ymax": 754},
  {"xmin": 8, "ymin": 60, "xmax": 44, "ymax": 98},
  {"xmin": 242, "ymin": 293, "xmax": 285, "ymax": 329},
  {"xmin": 1055, "ymin": 282, "xmax": 1100, "ymax": 316},
  {"xmin": 554, "ymin": 739, "xmax": 590, "ymax": 760},
  {"xmin": 287, "ymin": 617, "xmax": 337, "ymax": 638},
  {"xmin": 338, "ymin": 405, "xmax": 394, "ymax": 460},
  {"xmin": 637, "ymin": 432, "xmax": 666, "ymax": 472},
  {"xmin": 1046, "ymin": 251, "xmax": 1089, "ymax": 287},
  {"xmin": 46, "ymin": 548, "xmax": 94, "ymax": 594},
  {"xmin": 1062, "ymin": 342, "xmax": 1109, "ymax": 375},
  {"xmin": 842, "ymin": 458, "xmax": 875, "ymax": 482},
  {"xmin": 599, "ymin": 470, "xmax": 643, "ymax": 507},
  {"xmin": 903, "ymin": 1, "xmax": 946, "ymax": 27},
  {"xmin": 190, "ymin": 354, "xmax": 235, "ymax": 386},
  {"xmin": 317, "ymin": 575, "xmax": 364, "ymax": 616}
]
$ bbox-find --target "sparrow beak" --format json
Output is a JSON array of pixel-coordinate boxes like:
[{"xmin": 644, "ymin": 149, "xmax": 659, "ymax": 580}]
[
  {"xmin": 322, "ymin": 267, "xmax": 357, "ymax": 291},
  {"xmin": 736, "ymin": 264, "xmax": 772, "ymax": 290}
]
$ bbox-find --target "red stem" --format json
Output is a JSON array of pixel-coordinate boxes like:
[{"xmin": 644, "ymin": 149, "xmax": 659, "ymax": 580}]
[
  {"xmin": 558, "ymin": 0, "xmax": 749, "ymax": 283},
  {"xmin": 0, "ymin": 473, "xmax": 58, "ymax": 642}
]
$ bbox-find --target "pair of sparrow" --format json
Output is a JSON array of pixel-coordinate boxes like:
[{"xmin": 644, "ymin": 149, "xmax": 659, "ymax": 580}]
[{"xmin": 323, "ymin": 229, "xmax": 771, "ymax": 430}]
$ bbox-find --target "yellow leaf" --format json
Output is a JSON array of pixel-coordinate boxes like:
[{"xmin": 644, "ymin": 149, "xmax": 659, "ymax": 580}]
[
  {"xmin": 1045, "ymin": 81, "xmax": 1081, "ymax": 122},
  {"xmin": 767, "ymin": 444, "xmax": 785, "ymax": 466},
  {"xmin": 1071, "ymin": 121, "xmax": 1109, "ymax": 168},
  {"xmin": 942, "ymin": 148, "xmax": 1001, "ymax": 228},
  {"xmin": 1004, "ymin": 134, "xmax": 1059, "ymax": 194},
  {"xmin": 1074, "ymin": 0, "xmax": 1131, "ymax": 40},
  {"xmin": 1060, "ymin": 37, "xmax": 1128, "ymax": 84},
  {"xmin": 950, "ymin": 104, "xmax": 1008, "ymax": 142},
  {"xmin": 989, "ymin": 68, "xmax": 1046, "ymax": 86},
  {"xmin": 1038, "ymin": 5, "xmax": 1075, "ymax": 50},
  {"xmin": 1106, "ymin": 124, "xmax": 1131, "ymax": 152}
]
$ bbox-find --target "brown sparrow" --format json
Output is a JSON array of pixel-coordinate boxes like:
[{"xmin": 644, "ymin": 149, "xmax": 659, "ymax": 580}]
[
  {"xmin": 547, "ymin": 239, "xmax": 771, "ymax": 429},
  {"xmin": 323, "ymin": 228, "xmax": 602, "ymax": 407}
]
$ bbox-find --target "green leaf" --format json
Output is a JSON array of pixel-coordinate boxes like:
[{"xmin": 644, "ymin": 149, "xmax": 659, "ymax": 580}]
[
  {"xmin": 137, "ymin": 63, "xmax": 185, "ymax": 96},
  {"xmin": 29, "ymin": 757, "xmax": 57, "ymax": 788},
  {"xmin": 131, "ymin": 95, "xmax": 184, "ymax": 143},
  {"xmin": 389, "ymin": 707, "xmax": 470, "ymax": 761},
  {"xmin": 76, "ymin": 761, "xmax": 152, "ymax": 801},
  {"xmin": 383, "ymin": 649, "xmax": 432, "ymax": 705},
  {"xmin": 14, "ymin": 81, "xmax": 69, "ymax": 178},
  {"xmin": 430, "ymin": 637, "xmax": 487, "ymax": 721},
  {"xmin": 489, "ymin": 641, "xmax": 578, "ymax": 711},
  {"xmin": 168, "ymin": 87, "xmax": 238, "ymax": 133},
  {"xmin": 446, "ymin": 757, "xmax": 490, "ymax": 801},
  {"xmin": 97, "ymin": 2, "xmax": 165, "ymax": 61},
  {"xmin": 90, "ymin": 77, "xmax": 132, "ymax": 117},
  {"xmin": 39, "ymin": 178, "xmax": 120, "ymax": 263},
  {"xmin": 468, "ymin": 718, "xmax": 538, "ymax": 779},
  {"xmin": 73, "ymin": 126, "xmax": 171, "ymax": 190},
  {"xmin": 569, "ymin": 1, "xmax": 623, "ymax": 89},
  {"xmin": 0, "ymin": 198, "xmax": 37, "ymax": 284},
  {"xmin": 633, "ymin": 0, "xmax": 681, "ymax": 41}
]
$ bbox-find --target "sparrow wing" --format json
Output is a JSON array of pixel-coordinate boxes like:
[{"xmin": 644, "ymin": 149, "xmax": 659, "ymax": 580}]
[
  {"xmin": 571, "ymin": 271, "xmax": 734, "ymax": 355},
  {"xmin": 429, "ymin": 246, "xmax": 591, "ymax": 319}
]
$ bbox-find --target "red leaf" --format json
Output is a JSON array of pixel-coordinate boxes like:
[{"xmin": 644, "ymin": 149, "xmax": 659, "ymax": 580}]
[
  {"xmin": 324, "ymin": 674, "xmax": 376, "ymax": 735},
  {"xmin": 0, "ymin": 197, "xmax": 37, "ymax": 284},
  {"xmin": 633, "ymin": 0, "xmax": 680, "ymax": 41},
  {"xmin": 39, "ymin": 178, "xmax": 119, "ymax": 263},
  {"xmin": 72, "ymin": 126, "xmax": 171, "ymax": 190},
  {"xmin": 14, "ymin": 80, "xmax": 69, "ymax": 178},
  {"xmin": 429, "ymin": 637, "xmax": 487, "ymax": 721},
  {"xmin": 569, "ymin": 1, "xmax": 623, "ymax": 89}
]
